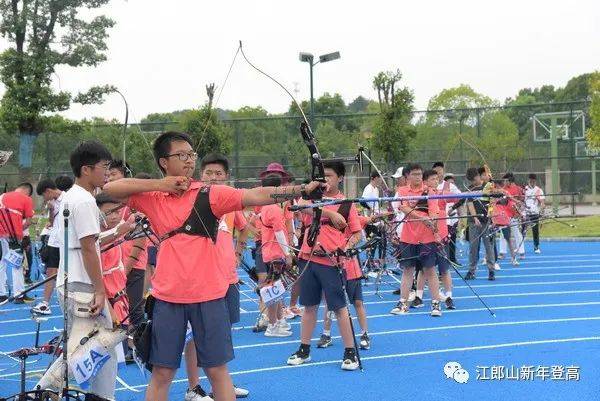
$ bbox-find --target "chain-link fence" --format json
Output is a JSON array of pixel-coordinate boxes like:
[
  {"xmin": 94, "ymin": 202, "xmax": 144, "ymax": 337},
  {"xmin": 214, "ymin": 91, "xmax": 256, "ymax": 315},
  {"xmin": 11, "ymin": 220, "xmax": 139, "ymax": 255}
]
[{"xmin": 0, "ymin": 100, "xmax": 597, "ymax": 210}]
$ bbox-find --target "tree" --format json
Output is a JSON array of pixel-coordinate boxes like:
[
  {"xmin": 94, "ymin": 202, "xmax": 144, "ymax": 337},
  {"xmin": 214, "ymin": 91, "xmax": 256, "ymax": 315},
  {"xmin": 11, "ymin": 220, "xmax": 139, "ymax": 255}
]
[
  {"xmin": 347, "ymin": 96, "xmax": 371, "ymax": 113},
  {"xmin": 426, "ymin": 84, "xmax": 497, "ymax": 126},
  {"xmin": 587, "ymin": 72, "xmax": 600, "ymax": 149},
  {"xmin": 0, "ymin": 0, "xmax": 115, "ymax": 178},
  {"xmin": 370, "ymin": 70, "xmax": 416, "ymax": 165}
]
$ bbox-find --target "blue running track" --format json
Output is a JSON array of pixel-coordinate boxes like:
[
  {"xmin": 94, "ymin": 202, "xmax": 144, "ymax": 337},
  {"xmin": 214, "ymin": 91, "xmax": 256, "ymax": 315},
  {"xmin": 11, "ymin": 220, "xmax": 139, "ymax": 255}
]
[{"xmin": 1, "ymin": 241, "xmax": 599, "ymax": 400}]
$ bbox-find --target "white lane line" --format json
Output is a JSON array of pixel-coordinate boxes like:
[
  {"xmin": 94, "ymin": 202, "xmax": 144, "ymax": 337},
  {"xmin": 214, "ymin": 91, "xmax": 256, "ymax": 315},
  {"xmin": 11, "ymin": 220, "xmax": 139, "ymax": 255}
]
[{"xmin": 234, "ymin": 301, "xmax": 600, "ymax": 330}]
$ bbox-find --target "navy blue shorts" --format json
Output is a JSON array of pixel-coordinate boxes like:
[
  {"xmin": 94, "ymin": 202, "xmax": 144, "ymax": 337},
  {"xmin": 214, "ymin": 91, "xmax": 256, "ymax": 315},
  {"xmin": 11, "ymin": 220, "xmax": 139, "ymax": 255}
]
[
  {"xmin": 397, "ymin": 242, "xmax": 438, "ymax": 269},
  {"xmin": 149, "ymin": 297, "xmax": 233, "ymax": 369},
  {"xmin": 345, "ymin": 278, "xmax": 363, "ymax": 304},
  {"xmin": 436, "ymin": 243, "xmax": 450, "ymax": 274},
  {"xmin": 225, "ymin": 283, "xmax": 240, "ymax": 324},
  {"xmin": 254, "ymin": 243, "xmax": 268, "ymax": 275},
  {"xmin": 298, "ymin": 260, "xmax": 347, "ymax": 311},
  {"xmin": 147, "ymin": 246, "xmax": 157, "ymax": 266}
]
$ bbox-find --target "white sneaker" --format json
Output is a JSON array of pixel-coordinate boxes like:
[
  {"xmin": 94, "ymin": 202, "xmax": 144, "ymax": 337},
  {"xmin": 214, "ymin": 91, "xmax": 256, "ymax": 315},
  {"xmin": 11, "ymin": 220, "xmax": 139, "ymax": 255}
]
[
  {"xmin": 534, "ymin": 248, "xmax": 541, "ymax": 254},
  {"xmin": 234, "ymin": 386, "xmax": 249, "ymax": 398},
  {"xmin": 265, "ymin": 324, "xmax": 292, "ymax": 337},
  {"xmin": 511, "ymin": 258, "xmax": 520, "ymax": 266},
  {"xmin": 185, "ymin": 385, "xmax": 213, "ymax": 401},
  {"xmin": 494, "ymin": 263, "xmax": 501, "ymax": 271},
  {"xmin": 283, "ymin": 308, "xmax": 295, "ymax": 320},
  {"xmin": 31, "ymin": 301, "xmax": 52, "ymax": 315},
  {"xmin": 341, "ymin": 349, "xmax": 359, "ymax": 371},
  {"xmin": 481, "ymin": 258, "xmax": 487, "ymax": 266},
  {"xmin": 287, "ymin": 349, "xmax": 311, "ymax": 365},
  {"xmin": 277, "ymin": 319, "xmax": 291, "ymax": 331}
]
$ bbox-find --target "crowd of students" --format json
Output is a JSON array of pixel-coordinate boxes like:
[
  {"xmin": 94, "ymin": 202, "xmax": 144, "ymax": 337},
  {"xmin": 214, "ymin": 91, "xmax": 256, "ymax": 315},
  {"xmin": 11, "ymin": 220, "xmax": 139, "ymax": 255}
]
[{"xmin": 0, "ymin": 132, "xmax": 546, "ymax": 401}]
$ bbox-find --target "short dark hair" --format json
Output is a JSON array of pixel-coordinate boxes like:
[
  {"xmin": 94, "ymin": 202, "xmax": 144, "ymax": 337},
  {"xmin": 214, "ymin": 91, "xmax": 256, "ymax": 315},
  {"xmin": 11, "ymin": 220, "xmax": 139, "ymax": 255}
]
[
  {"xmin": 261, "ymin": 174, "xmax": 282, "ymax": 187},
  {"xmin": 36, "ymin": 179, "xmax": 57, "ymax": 196},
  {"xmin": 95, "ymin": 192, "xmax": 121, "ymax": 207},
  {"xmin": 109, "ymin": 159, "xmax": 132, "ymax": 178},
  {"xmin": 70, "ymin": 141, "xmax": 112, "ymax": 177},
  {"xmin": 200, "ymin": 152, "xmax": 229, "ymax": 173},
  {"xmin": 55, "ymin": 175, "xmax": 74, "ymax": 191},
  {"xmin": 402, "ymin": 164, "xmax": 410, "ymax": 178},
  {"xmin": 323, "ymin": 161, "xmax": 346, "ymax": 177},
  {"xmin": 477, "ymin": 166, "xmax": 487, "ymax": 176},
  {"xmin": 17, "ymin": 182, "xmax": 33, "ymax": 196},
  {"xmin": 432, "ymin": 161, "xmax": 444, "ymax": 169},
  {"xmin": 135, "ymin": 172, "xmax": 152, "ymax": 179},
  {"xmin": 405, "ymin": 163, "xmax": 422, "ymax": 174},
  {"xmin": 528, "ymin": 173, "xmax": 537, "ymax": 180},
  {"xmin": 466, "ymin": 167, "xmax": 480, "ymax": 182},
  {"xmin": 370, "ymin": 171, "xmax": 381, "ymax": 180},
  {"xmin": 502, "ymin": 172, "xmax": 515, "ymax": 182},
  {"xmin": 153, "ymin": 131, "xmax": 194, "ymax": 174},
  {"xmin": 422, "ymin": 169, "xmax": 438, "ymax": 181}
]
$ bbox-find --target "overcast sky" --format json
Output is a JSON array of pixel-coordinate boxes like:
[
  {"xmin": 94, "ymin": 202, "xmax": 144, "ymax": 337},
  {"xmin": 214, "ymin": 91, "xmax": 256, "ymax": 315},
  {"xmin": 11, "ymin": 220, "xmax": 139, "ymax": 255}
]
[{"xmin": 16, "ymin": 0, "xmax": 600, "ymax": 122}]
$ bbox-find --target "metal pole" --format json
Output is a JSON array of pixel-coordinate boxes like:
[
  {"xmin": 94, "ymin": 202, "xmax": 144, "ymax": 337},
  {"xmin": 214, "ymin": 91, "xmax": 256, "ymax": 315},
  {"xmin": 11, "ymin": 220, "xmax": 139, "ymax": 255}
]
[
  {"xmin": 569, "ymin": 106, "xmax": 576, "ymax": 215},
  {"xmin": 550, "ymin": 117, "xmax": 559, "ymax": 214},
  {"xmin": 45, "ymin": 132, "xmax": 50, "ymax": 178},
  {"xmin": 592, "ymin": 157, "xmax": 597, "ymax": 206},
  {"xmin": 309, "ymin": 59, "xmax": 315, "ymax": 130},
  {"xmin": 234, "ymin": 125, "xmax": 240, "ymax": 181}
]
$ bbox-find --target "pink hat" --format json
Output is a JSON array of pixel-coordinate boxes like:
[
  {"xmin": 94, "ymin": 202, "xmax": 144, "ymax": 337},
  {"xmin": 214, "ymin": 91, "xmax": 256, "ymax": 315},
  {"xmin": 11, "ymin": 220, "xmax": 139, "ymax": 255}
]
[{"xmin": 259, "ymin": 162, "xmax": 291, "ymax": 180}]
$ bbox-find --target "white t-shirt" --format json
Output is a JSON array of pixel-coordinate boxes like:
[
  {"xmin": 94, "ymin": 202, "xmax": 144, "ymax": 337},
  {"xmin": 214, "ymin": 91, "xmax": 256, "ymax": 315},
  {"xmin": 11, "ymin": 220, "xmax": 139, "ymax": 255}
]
[
  {"xmin": 56, "ymin": 184, "xmax": 101, "ymax": 287},
  {"xmin": 524, "ymin": 185, "xmax": 545, "ymax": 214},
  {"xmin": 437, "ymin": 181, "xmax": 461, "ymax": 226},
  {"xmin": 361, "ymin": 183, "xmax": 380, "ymax": 215},
  {"xmin": 47, "ymin": 193, "xmax": 64, "ymax": 248}
]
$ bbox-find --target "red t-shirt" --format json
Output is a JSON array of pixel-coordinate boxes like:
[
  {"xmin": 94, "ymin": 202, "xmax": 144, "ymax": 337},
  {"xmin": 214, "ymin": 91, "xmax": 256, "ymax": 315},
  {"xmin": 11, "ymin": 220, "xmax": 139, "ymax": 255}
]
[
  {"xmin": 299, "ymin": 193, "xmax": 362, "ymax": 267},
  {"xmin": 505, "ymin": 184, "xmax": 523, "ymax": 218},
  {"xmin": 217, "ymin": 211, "xmax": 247, "ymax": 285},
  {"xmin": 342, "ymin": 215, "xmax": 367, "ymax": 280},
  {"xmin": 128, "ymin": 181, "xmax": 245, "ymax": 304},
  {"xmin": 0, "ymin": 191, "xmax": 34, "ymax": 240},
  {"xmin": 260, "ymin": 203, "xmax": 288, "ymax": 263},
  {"xmin": 100, "ymin": 243, "xmax": 129, "ymax": 322},
  {"xmin": 397, "ymin": 184, "xmax": 440, "ymax": 245}
]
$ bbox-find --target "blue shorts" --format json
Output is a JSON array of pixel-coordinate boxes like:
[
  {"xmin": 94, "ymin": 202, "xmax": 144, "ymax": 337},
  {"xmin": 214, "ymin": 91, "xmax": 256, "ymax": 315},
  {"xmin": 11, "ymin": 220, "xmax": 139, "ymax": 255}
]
[
  {"xmin": 436, "ymin": 243, "xmax": 450, "ymax": 275},
  {"xmin": 225, "ymin": 283, "xmax": 240, "ymax": 324},
  {"xmin": 254, "ymin": 243, "xmax": 268, "ymax": 275},
  {"xmin": 150, "ymin": 297, "xmax": 233, "ymax": 369},
  {"xmin": 397, "ymin": 242, "xmax": 438, "ymax": 269},
  {"xmin": 298, "ymin": 260, "xmax": 347, "ymax": 311},
  {"xmin": 345, "ymin": 278, "xmax": 363, "ymax": 304}
]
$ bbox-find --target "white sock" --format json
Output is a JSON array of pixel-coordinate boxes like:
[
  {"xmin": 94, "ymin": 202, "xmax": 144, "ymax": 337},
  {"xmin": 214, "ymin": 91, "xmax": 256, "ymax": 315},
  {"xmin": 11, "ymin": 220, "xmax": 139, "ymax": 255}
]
[
  {"xmin": 323, "ymin": 330, "xmax": 331, "ymax": 336},
  {"xmin": 446, "ymin": 291, "xmax": 452, "ymax": 298},
  {"xmin": 416, "ymin": 290, "xmax": 424, "ymax": 299},
  {"xmin": 400, "ymin": 298, "xmax": 406, "ymax": 303}
]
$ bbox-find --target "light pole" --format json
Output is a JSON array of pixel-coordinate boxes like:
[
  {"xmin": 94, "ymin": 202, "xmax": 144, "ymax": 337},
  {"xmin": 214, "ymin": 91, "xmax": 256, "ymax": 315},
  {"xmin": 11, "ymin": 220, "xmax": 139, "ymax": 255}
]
[{"xmin": 299, "ymin": 51, "xmax": 340, "ymax": 129}]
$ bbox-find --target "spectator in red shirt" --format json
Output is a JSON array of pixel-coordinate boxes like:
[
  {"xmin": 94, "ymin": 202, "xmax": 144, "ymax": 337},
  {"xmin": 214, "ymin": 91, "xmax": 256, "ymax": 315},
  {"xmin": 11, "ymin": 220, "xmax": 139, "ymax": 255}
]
[{"xmin": 0, "ymin": 182, "xmax": 34, "ymax": 303}]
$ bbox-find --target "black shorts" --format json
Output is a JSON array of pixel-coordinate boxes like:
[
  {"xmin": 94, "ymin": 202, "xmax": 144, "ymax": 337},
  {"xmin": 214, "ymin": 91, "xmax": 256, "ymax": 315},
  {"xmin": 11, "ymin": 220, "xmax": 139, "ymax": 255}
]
[
  {"xmin": 225, "ymin": 283, "xmax": 240, "ymax": 324},
  {"xmin": 345, "ymin": 278, "xmax": 363, "ymax": 304},
  {"xmin": 149, "ymin": 297, "xmax": 233, "ymax": 369},
  {"xmin": 397, "ymin": 242, "xmax": 438, "ymax": 269},
  {"xmin": 254, "ymin": 244, "xmax": 268, "ymax": 275},
  {"xmin": 45, "ymin": 246, "xmax": 60, "ymax": 269},
  {"xmin": 298, "ymin": 259, "xmax": 346, "ymax": 311}
]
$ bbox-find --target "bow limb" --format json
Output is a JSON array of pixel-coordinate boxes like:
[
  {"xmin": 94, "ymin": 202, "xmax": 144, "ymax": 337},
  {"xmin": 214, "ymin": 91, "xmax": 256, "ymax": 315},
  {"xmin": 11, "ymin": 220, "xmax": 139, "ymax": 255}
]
[{"xmin": 238, "ymin": 41, "xmax": 325, "ymax": 248}]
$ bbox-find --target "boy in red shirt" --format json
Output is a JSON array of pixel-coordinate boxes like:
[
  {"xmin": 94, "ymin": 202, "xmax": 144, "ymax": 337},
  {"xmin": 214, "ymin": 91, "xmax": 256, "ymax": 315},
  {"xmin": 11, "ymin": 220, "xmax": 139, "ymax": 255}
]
[
  {"xmin": 317, "ymin": 213, "xmax": 371, "ymax": 350},
  {"xmin": 96, "ymin": 193, "xmax": 130, "ymax": 325},
  {"xmin": 0, "ymin": 182, "xmax": 34, "ymax": 303},
  {"xmin": 389, "ymin": 163, "xmax": 443, "ymax": 317},
  {"xmin": 287, "ymin": 161, "xmax": 363, "ymax": 371},
  {"xmin": 411, "ymin": 170, "xmax": 456, "ymax": 311},
  {"xmin": 103, "ymin": 131, "xmax": 322, "ymax": 401},
  {"xmin": 259, "ymin": 174, "xmax": 294, "ymax": 337}
]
